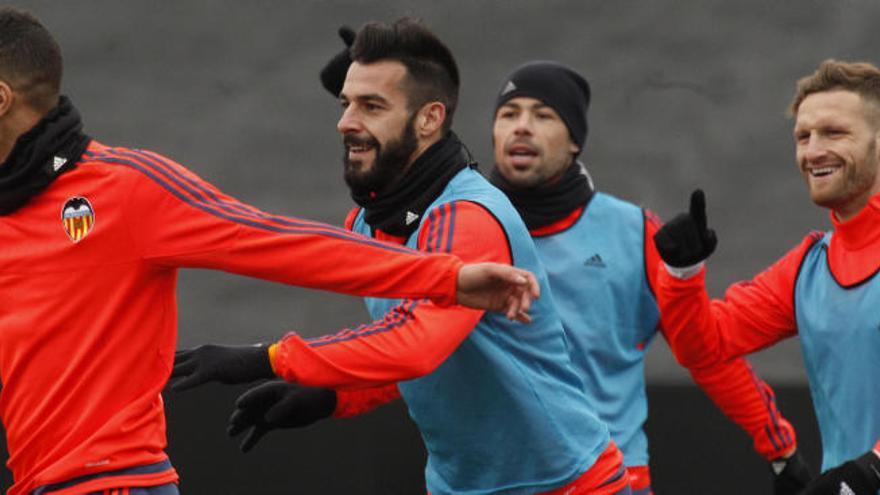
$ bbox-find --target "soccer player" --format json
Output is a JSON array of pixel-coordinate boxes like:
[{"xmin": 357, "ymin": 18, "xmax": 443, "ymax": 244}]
[
  {"xmin": 485, "ymin": 61, "xmax": 809, "ymax": 495},
  {"xmin": 265, "ymin": 39, "xmax": 811, "ymax": 493},
  {"xmin": 173, "ymin": 18, "xmax": 632, "ymax": 495},
  {"xmin": 0, "ymin": 8, "xmax": 538, "ymax": 495},
  {"xmin": 653, "ymin": 59, "xmax": 880, "ymax": 494}
]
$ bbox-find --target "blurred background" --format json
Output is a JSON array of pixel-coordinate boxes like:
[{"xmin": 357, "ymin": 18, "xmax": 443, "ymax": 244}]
[{"xmin": 5, "ymin": 0, "xmax": 880, "ymax": 492}]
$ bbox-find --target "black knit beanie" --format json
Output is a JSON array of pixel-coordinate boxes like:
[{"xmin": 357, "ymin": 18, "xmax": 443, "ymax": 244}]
[{"xmin": 494, "ymin": 61, "xmax": 591, "ymax": 155}]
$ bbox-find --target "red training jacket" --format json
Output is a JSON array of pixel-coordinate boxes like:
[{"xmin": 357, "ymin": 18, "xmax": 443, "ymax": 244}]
[
  {"xmin": 0, "ymin": 141, "xmax": 464, "ymax": 495},
  {"xmin": 657, "ymin": 194, "xmax": 880, "ymax": 457}
]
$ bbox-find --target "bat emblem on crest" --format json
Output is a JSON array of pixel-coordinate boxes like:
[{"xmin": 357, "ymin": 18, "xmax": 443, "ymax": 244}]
[{"xmin": 61, "ymin": 197, "xmax": 95, "ymax": 242}]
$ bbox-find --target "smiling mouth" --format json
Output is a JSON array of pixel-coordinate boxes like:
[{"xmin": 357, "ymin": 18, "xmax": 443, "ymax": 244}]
[
  {"xmin": 344, "ymin": 135, "xmax": 378, "ymax": 161},
  {"xmin": 808, "ymin": 166, "xmax": 840, "ymax": 177},
  {"xmin": 348, "ymin": 144, "xmax": 374, "ymax": 154}
]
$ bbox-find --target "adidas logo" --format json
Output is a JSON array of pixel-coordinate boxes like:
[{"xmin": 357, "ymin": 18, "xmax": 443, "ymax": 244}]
[
  {"xmin": 52, "ymin": 156, "xmax": 67, "ymax": 172},
  {"xmin": 583, "ymin": 254, "xmax": 606, "ymax": 268},
  {"xmin": 771, "ymin": 460, "xmax": 786, "ymax": 475},
  {"xmin": 501, "ymin": 80, "xmax": 516, "ymax": 95},
  {"xmin": 405, "ymin": 211, "xmax": 419, "ymax": 225},
  {"xmin": 838, "ymin": 481, "xmax": 855, "ymax": 495}
]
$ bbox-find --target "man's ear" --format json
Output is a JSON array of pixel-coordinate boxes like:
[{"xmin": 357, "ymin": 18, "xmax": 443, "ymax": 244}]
[
  {"xmin": 0, "ymin": 81, "xmax": 15, "ymax": 118},
  {"xmin": 416, "ymin": 101, "xmax": 447, "ymax": 138}
]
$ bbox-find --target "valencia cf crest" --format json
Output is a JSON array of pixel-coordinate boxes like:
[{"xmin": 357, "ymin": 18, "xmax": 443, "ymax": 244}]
[{"xmin": 61, "ymin": 197, "xmax": 95, "ymax": 242}]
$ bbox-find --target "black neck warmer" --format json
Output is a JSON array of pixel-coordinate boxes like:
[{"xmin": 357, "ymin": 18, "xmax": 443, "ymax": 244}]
[
  {"xmin": 352, "ymin": 132, "xmax": 473, "ymax": 238},
  {"xmin": 489, "ymin": 160, "xmax": 594, "ymax": 230},
  {"xmin": 0, "ymin": 96, "xmax": 90, "ymax": 215}
]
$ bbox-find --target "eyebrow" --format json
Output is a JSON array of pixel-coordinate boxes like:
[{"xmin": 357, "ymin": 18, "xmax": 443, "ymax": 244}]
[{"xmin": 341, "ymin": 92, "xmax": 391, "ymax": 106}]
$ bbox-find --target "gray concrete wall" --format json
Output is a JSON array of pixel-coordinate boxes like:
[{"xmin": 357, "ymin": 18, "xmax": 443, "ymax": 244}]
[{"xmin": 13, "ymin": 0, "xmax": 880, "ymax": 384}]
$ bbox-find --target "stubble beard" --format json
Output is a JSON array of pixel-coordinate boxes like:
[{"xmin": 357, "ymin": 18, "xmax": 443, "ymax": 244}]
[{"xmin": 811, "ymin": 140, "xmax": 880, "ymax": 215}]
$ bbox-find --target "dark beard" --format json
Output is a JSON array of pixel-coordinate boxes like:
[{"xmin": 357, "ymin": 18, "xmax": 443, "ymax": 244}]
[{"xmin": 343, "ymin": 113, "xmax": 419, "ymax": 197}]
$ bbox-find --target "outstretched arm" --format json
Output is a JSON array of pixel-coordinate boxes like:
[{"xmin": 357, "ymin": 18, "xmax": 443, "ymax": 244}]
[
  {"xmin": 117, "ymin": 148, "xmax": 536, "ymax": 314},
  {"xmin": 224, "ymin": 381, "xmax": 401, "ymax": 452},
  {"xmin": 171, "ymin": 201, "xmax": 519, "ymax": 390},
  {"xmin": 271, "ymin": 201, "xmax": 514, "ymax": 388}
]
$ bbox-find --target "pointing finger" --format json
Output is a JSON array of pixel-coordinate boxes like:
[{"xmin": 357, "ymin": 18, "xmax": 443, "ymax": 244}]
[{"xmin": 689, "ymin": 189, "xmax": 707, "ymax": 233}]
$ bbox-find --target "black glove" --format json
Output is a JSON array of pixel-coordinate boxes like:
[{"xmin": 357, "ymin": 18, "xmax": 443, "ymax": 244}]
[
  {"xmin": 170, "ymin": 344, "xmax": 274, "ymax": 392},
  {"xmin": 319, "ymin": 25, "xmax": 356, "ymax": 97},
  {"xmin": 653, "ymin": 189, "xmax": 718, "ymax": 268},
  {"xmin": 772, "ymin": 450, "xmax": 814, "ymax": 495},
  {"xmin": 227, "ymin": 380, "xmax": 337, "ymax": 452},
  {"xmin": 801, "ymin": 450, "xmax": 880, "ymax": 494}
]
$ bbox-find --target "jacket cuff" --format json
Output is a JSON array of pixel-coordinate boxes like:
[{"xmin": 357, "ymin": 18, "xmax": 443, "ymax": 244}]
[{"xmin": 664, "ymin": 260, "xmax": 705, "ymax": 280}]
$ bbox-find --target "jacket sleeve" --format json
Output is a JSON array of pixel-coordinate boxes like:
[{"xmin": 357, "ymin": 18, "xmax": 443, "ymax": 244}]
[
  {"xmin": 332, "ymin": 383, "xmax": 402, "ymax": 418},
  {"xmin": 654, "ymin": 229, "xmax": 822, "ymax": 368},
  {"xmin": 685, "ymin": 359, "xmax": 797, "ymax": 459},
  {"xmin": 317, "ymin": 208, "xmax": 404, "ymax": 419},
  {"xmin": 119, "ymin": 149, "xmax": 461, "ymax": 305},
  {"xmin": 645, "ymin": 211, "xmax": 798, "ymax": 459},
  {"xmin": 271, "ymin": 200, "xmax": 512, "ymax": 388}
]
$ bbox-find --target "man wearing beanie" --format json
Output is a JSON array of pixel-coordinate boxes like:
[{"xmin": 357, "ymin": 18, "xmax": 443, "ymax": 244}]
[
  {"xmin": 175, "ymin": 20, "xmax": 633, "ymax": 494},
  {"xmin": 488, "ymin": 60, "xmax": 811, "ymax": 494}
]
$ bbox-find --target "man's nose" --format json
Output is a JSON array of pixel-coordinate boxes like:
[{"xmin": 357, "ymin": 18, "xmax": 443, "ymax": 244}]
[
  {"xmin": 513, "ymin": 113, "xmax": 533, "ymax": 135},
  {"xmin": 337, "ymin": 106, "xmax": 360, "ymax": 134},
  {"xmin": 804, "ymin": 133, "xmax": 828, "ymax": 162}
]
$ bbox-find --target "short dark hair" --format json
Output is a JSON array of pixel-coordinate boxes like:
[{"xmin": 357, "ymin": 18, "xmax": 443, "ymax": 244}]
[
  {"xmin": 0, "ymin": 7, "xmax": 62, "ymax": 112},
  {"xmin": 789, "ymin": 59, "xmax": 880, "ymax": 119},
  {"xmin": 350, "ymin": 18, "xmax": 459, "ymax": 132}
]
